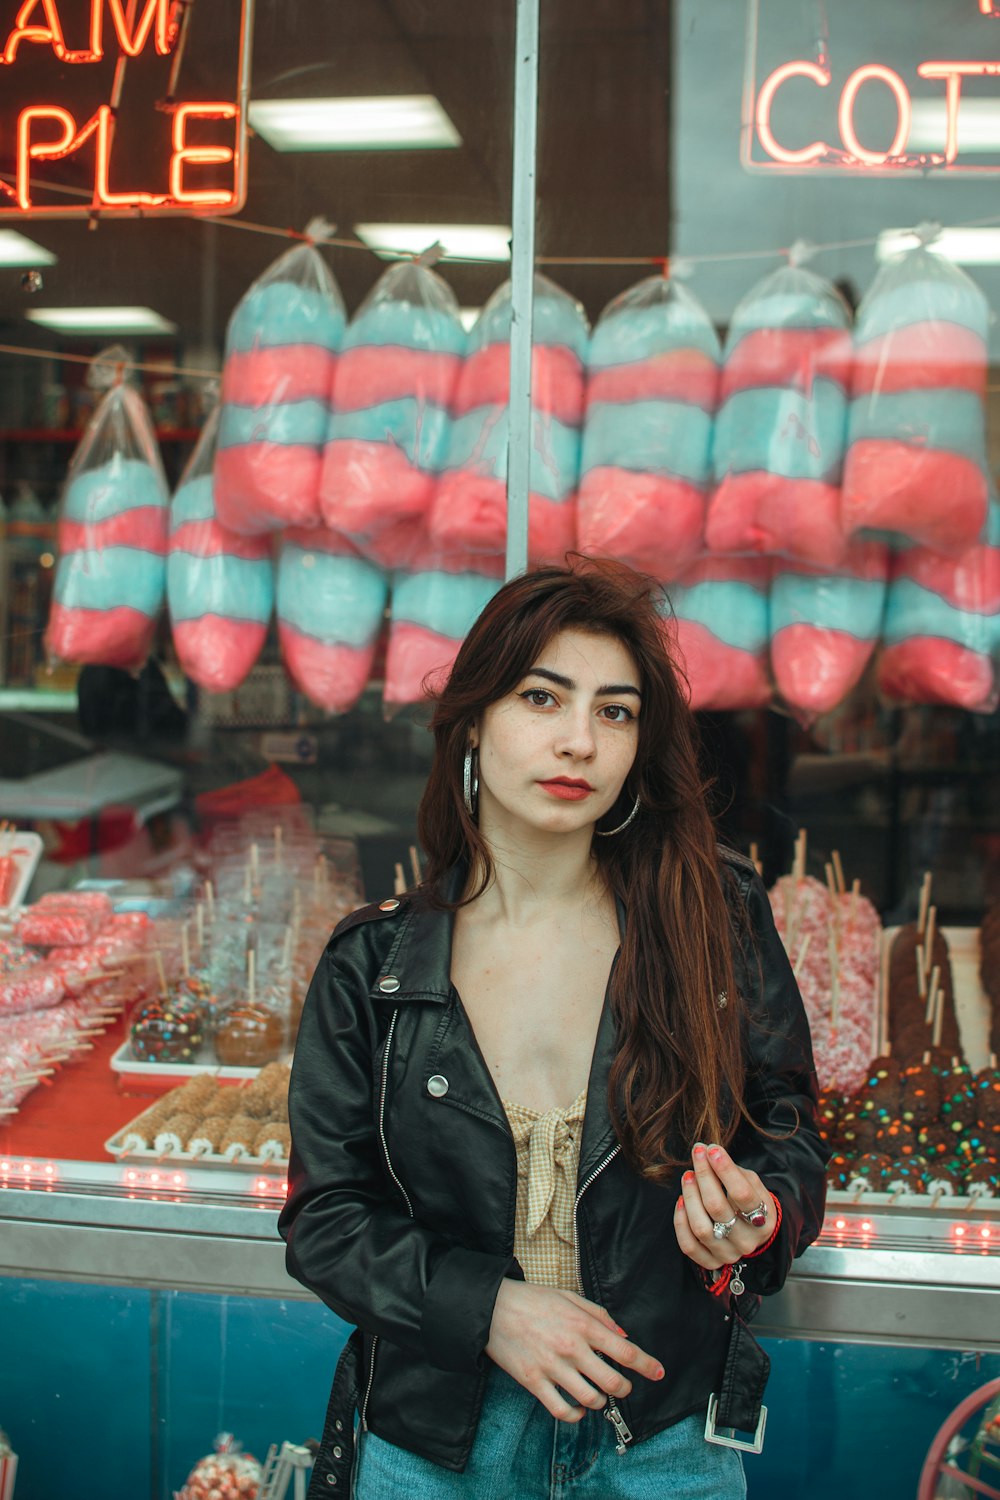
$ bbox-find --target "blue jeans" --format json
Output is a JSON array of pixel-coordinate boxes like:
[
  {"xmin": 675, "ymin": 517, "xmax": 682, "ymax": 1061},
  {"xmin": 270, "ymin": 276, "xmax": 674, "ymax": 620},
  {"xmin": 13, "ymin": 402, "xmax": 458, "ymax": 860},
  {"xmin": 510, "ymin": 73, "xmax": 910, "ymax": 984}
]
[{"xmin": 354, "ymin": 1365, "xmax": 746, "ymax": 1499}]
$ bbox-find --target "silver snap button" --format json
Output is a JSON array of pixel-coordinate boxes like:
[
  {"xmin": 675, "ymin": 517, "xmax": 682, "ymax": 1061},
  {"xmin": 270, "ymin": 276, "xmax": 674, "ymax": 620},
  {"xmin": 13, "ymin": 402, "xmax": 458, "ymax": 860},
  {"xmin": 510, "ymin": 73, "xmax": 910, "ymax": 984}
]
[
  {"xmin": 325, "ymin": 1475, "xmax": 337, "ymax": 1486},
  {"xmin": 427, "ymin": 1075, "xmax": 449, "ymax": 1097},
  {"xmin": 334, "ymin": 1420, "xmax": 343, "ymax": 1432},
  {"xmin": 332, "ymin": 1446, "xmax": 342, "ymax": 1459},
  {"xmin": 378, "ymin": 975, "xmax": 400, "ymax": 993},
  {"xmin": 379, "ymin": 898, "xmax": 400, "ymax": 912}
]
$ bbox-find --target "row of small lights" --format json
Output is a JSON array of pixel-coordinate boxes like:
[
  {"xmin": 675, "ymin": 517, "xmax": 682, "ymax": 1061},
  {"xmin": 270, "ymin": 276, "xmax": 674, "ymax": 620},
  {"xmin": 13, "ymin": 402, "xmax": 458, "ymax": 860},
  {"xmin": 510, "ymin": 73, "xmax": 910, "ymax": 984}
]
[
  {"xmin": 829, "ymin": 1214, "xmax": 995, "ymax": 1243},
  {"xmin": 0, "ymin": 1160, "xmax": 288, "ymax": 1198}
]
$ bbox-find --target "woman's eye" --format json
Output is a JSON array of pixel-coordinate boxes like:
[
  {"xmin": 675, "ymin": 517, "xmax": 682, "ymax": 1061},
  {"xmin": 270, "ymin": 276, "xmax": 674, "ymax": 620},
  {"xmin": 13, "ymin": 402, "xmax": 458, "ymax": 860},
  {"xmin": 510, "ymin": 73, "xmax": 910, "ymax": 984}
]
[
  {"xmin": 521, "ymin": 688, "xmax": 555, "ymax": 707},
  {"xmin": 600, "ymin": 704, "xmax": 635, "ymax": 723}
]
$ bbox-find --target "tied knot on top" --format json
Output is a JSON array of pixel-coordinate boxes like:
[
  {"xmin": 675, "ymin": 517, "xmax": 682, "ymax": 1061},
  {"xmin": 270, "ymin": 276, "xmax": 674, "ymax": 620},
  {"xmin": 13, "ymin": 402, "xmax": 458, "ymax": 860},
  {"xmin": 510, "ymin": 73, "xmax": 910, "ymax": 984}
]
[{"xmin": 504, "ymin": 1089, "xmax": 587, "ymax": 1243}]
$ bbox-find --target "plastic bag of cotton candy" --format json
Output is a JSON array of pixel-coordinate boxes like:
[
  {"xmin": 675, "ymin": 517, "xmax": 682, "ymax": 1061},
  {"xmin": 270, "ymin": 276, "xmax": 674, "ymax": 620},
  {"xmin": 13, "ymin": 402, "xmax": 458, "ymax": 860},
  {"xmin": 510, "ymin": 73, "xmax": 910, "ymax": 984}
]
[
  {"xmin": 770, "ymin": 541, "xmax": 888, "ymax": 721},
  {"xmin": 431, "ymin": 274, "xmax": 588, "ymax": 565},
  {"xmin": 277, "ymin": 527, "xmax": 387, "ymax": 714},
  {"xmin": 578, "ymin": 274, "xmax": 719, "ymax": 579},
  {"xmin": 215, "ymin": 220, "xmax": 346, "ymax": 535},
  {"xmin": 320, "ymin": 252, "xmax": 466, "ymax": 569},
  {"xmin": 658, "ymin": 557, "xmax": 772, "ymax": 712},
  {"xmin": 842, "ymin": 234, "xmax": 991, "ymax": 556},
  {"xmin": 47, "ymin": 349, "xmax": 169, "ymax": 670},
  {"xmin": 167, "ymin": 405, "xmax": 274, "ymax": 693},
  {"xmin": 384, "ymin": 546, "xmax": 503, "ymax": 710},
  {"xmin": 877, "ymin": 492, "xmax": 1000, "ymax": 713},
  {"xmin": 709, "ymin": 254, "xmax": 852, "ymax": 566}
]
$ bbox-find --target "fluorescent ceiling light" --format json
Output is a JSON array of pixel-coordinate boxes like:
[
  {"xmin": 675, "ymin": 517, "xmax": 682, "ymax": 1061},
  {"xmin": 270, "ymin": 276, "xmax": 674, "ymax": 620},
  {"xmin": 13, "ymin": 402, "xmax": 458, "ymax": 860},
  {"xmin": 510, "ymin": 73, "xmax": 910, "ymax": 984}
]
[
  {"xmin": 0, "ymin": 230, "xmax": 57, "ymax": 267},
  {"xmin": 457, "ymin": 307, "xmax": 482, "ymax": 332},
  {"xmin": 354, "ymin": 223, "xmax": 511, "ymax": 262},
  {"xmin": 249, "ymin": 95, "xmax": 461, "ymax": 151},
  {"xmin": 877, "ymin": 227, "xmax": 1000, "ymax": 265},
  {"xmin": 26, "ymin": 306, "xmax": 177, "ymax": 335},
  {"xmin": 908, "ymin": 99, "xmax": 1000, "ymax": 153}
]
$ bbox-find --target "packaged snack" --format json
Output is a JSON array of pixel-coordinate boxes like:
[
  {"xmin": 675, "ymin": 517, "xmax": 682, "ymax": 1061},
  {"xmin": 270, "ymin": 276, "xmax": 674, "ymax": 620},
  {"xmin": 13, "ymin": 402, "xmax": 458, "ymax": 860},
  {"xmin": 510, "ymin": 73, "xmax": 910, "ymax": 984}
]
[
  {"xmin": 661, "ymin": 557, "xmax": 772, "ymax": 710},
  {"xmin": 384, "ymin": 548, "xmax": 502, "ymax": 707},
  {"xmin": 431, "ymin": 275, "xmax": 588, "ymax": 563},
  {"xmin": 842, "ymin": 240, "xmax": 990, "ymax": 554},
  {"xmin": 709, "ymin": 259, "xmax": 852, "ymax": 565},
  {"xmin": 176, "ymin": 1434, "xmax": 261, "ymax": 1500},
  {"xmin": 579, "ymin": 275, "xmax": 719, "ymax": 578},
  {"xmin": 320, "ymin": 256, "xmax": 465, "ymax": 567},
  {"xmin": 277, "ymin": 527, "xmax": 387, "ymax": 713},
  {"xmin": 168, "ymin": 405, "xmax": 274, "ymax": 692},
  {"xmin": 48, "ymin": 354, "xmax": 169, "ymax": 669},
  {"xmin": 215, "ymin": 224, "xmax": 346, "ymax": 534}
]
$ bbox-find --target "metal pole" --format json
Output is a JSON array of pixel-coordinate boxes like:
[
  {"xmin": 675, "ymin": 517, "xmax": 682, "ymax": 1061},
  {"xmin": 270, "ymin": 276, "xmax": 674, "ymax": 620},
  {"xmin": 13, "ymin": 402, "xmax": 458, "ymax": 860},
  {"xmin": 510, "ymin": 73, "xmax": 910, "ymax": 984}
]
[{"xmin": 506, "ymin": 0, "xmax": 540, "ymax": 581}]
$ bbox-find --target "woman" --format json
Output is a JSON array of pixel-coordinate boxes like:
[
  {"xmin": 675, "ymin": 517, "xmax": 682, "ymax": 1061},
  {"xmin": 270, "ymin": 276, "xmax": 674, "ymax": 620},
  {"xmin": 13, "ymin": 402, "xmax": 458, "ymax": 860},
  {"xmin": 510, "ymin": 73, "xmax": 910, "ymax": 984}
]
[{"xmin": 279, "ymin": 560, "xmax": 827, "ymax": 1499}]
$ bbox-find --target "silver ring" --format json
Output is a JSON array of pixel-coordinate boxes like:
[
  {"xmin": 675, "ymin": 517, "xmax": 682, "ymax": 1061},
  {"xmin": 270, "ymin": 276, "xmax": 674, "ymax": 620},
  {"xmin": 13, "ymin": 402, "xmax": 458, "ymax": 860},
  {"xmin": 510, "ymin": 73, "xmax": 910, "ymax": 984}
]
[
  {"xmin": 739, "ymin": 1201, "xmax": 768, "ymax": 1230},
  {"xmin": 712, "ymin": 1214, "xmax": 738, "ymax": 1240}
]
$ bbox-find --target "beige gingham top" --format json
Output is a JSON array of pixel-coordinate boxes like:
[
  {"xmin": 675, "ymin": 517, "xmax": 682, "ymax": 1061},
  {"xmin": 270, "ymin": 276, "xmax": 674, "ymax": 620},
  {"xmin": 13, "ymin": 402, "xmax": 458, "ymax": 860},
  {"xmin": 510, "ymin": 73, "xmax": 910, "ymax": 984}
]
[{"xmin": 501, "ymin": 1087, "xmax": 587, "ymax": 1294}]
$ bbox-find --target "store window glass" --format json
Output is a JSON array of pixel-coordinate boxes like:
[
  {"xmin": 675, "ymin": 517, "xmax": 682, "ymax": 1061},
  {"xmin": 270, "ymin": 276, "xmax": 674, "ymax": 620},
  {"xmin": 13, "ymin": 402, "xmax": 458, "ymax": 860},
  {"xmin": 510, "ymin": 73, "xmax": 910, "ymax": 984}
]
[
  {"xmin": 0, "ymin": 1, "xmax": 516, "ymax": 1194},
  {"xmin": 536, "ymin": 0, "xmax": 999, "ymax": 1218}
]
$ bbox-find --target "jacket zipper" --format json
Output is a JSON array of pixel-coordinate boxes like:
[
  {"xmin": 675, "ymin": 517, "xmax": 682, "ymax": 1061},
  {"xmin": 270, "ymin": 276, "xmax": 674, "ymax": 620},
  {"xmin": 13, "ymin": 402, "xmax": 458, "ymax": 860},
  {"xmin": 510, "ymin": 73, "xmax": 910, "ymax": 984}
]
[
  {"xmin": 361, "ymin": 1009, "xmax": 412, "ymax": 1430},
  {"xmin": 574, "ymin": 1145, "xmax": 632, "ymax": 1454}
]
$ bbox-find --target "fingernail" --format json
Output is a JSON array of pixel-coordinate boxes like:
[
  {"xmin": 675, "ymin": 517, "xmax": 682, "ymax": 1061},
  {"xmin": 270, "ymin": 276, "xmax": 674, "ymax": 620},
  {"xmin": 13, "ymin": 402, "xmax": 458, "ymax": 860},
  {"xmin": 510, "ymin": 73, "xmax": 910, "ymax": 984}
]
[
  {"xmin": 692, "ymin": 1143, "xmax": 706, "ymax": 1157},
  {"xmin": 682, "ymin": 1170, "xmax": 695, "ymax": 1184},
  {"xmin": 707, "ymin": 1146, "xmax": 723, "ymax": 1160},
  {"xmin": 616, "ymin": 1324, "xmax": 628, "ymax": 1336},
  {"xmin": 655, "ymin": 1365, "xmax": 665, "ymax": 1380}
]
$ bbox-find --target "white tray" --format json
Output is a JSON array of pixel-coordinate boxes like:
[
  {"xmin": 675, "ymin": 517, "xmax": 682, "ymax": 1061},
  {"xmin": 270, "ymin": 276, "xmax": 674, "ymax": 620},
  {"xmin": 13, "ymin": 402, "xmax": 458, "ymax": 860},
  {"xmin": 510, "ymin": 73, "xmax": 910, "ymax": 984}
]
[
  {"xmin": 0, "ymin": 831, "xmax": 43, "ymax": 909},
  {"xmin": 103, "ymin": 1125, "xmax": 287, "ymax": 1171},
  {"xmin": 109, "ymin": 1037, "xmax": 291, "ymax": 1085},
  {"xmin": 883, "ymin": 925, "xmax": 991, "ymax": 1071}
]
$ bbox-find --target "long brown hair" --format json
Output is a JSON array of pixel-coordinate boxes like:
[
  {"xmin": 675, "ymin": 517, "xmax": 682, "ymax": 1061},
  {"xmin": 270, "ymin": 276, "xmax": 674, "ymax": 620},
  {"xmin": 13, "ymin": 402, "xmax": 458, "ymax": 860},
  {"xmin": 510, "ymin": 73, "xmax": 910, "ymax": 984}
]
[{"xmin": 417, "ymin": 557, "xmax": 748, "ymax": 1180}]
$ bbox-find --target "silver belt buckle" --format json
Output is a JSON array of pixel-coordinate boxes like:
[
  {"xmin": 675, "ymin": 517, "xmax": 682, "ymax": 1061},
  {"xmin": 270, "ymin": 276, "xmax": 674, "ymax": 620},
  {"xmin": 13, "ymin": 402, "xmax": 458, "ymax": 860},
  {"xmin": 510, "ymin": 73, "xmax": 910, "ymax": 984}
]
[{"xmin": 704, "ymin": 1394, "xmax": 767, "ymax": 1454}]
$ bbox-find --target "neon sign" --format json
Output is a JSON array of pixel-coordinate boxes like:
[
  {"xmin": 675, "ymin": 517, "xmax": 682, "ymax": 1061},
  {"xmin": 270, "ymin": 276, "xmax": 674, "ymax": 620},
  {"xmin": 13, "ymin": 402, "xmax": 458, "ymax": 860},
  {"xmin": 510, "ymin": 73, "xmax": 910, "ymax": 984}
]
[
  {"xmin": 0, "ymin": 0, "xmax": 254, "ymax": 218},
  {"xmin": 743, "ymin": 0, "xmax": 1000, "ymax": 174}
]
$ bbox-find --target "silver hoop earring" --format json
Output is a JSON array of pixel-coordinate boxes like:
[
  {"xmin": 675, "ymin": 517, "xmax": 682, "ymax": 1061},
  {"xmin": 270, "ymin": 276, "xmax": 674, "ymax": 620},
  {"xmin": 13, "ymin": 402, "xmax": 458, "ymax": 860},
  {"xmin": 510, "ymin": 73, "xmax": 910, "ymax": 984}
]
[
  {"xmin": 463, "ymin": 746, "xmax": 479, "ymax": 817},
  {"xmin": 595, "ymin": 794, "xmax": 641, "ymax": 838}
]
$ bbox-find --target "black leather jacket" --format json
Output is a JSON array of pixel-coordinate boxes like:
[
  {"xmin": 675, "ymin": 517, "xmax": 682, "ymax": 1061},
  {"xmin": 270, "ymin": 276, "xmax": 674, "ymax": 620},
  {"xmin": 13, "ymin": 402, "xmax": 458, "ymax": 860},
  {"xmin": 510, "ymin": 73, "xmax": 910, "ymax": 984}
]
[{"xmin": 279, "ymin": 848, "xmax": 827, "ymax": 1483}]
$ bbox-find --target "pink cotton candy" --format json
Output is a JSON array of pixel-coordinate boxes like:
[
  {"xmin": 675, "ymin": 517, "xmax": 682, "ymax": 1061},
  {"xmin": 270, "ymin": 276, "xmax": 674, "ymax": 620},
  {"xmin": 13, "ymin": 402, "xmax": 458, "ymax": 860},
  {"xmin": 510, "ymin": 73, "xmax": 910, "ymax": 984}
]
[
  {"xmin": 721, "ymin": 326, "xmax": 851, "ymax": 398},
  {"xmin": 173, "ymin": 616, "xmax": 270, "ymax": 694},
  {"xmin": 576, "ymin": 469, "xmax": 704, "ymax": 577},
  {"xmin": 851, "ymin": 322, "xmax": 986, "ymax": 398},
  {"xmin": 58, "ymin": 509, "xmax": 169, "ymax": 555},
  {"xmin": 432, "ymin": 471, "xmax": 576, "ymax": 565},
  {"xmin": 332, "ymin": 346, "xmax": 462, "ymax": 411},
  {"xmin": 384, "ymin": 622, "xmax": 461, "ymax": 706},
  {"xmin": 878, "ymin": 637, "xmax": 996, "ymax": 712},
  {"xmin": 772, "ymin": 625, "xmax": 876, "ymax": 717},
  {"xmin": 221, "ymin": 345, "xmax": 338, "ymax": 406},
  {"xmin": 706, "ymin": 473, "xmax": 846, "ymax": 566},
  {"xmin": 214, "ymin": 444, "xmax": 323, "ymax": 533},
  {"xmin": 665, "ymin": 620, "xmax": 771, "ymax": 711},
  {"xmin": 586, "ymin": 349, "xmax": 718, "ymax": 410},
  {"xmin": 453, "ymin": 343, "xmax": 586, "ymax": 425},
  {"xmin": 47, "ymin": 602, "xmax": 155, "ymax": 670},
  {"xmin": 319, "ymin": 440, "xmax": 432, "ymax": 567},
  {"xmin": 279, "ymin": 626, "xmax": 377, "ymax": 714},
  {"xmin": 842, "ymin": 441, "xmax": 988, "ymax": 554}
]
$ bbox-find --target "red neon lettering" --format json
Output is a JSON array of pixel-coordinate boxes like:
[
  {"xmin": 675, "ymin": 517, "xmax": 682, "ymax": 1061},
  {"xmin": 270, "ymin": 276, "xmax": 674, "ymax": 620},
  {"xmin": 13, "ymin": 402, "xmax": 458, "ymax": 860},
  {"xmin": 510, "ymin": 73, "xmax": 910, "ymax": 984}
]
[
  {"xmin": 95, "ymin": 104, "xmax": 166, "ymax": 206},
  {"xmin": 169, "ymin": 103, "xmax": 238, "ymax": 206},
  {"xmin": 16, "ymin": 105, "xmax": 100, "ymax": 209},
  {"xmin": 918, "ymin": 60, "xmax": 1000, "ymax": 163},
  {"xmin": 838, "ymin": 65, "xmax": 911, "ymax": 164},
  {"xmin": 755, "ymin": 60, "xmax": 830, "ymax": 164},
  {"xmin": 3, "ymin": 0, "xmax": 66, "ymax": 63},
  {"xmin": 104, "ymin": 0, "xmax": 173, "ymax": 58}
]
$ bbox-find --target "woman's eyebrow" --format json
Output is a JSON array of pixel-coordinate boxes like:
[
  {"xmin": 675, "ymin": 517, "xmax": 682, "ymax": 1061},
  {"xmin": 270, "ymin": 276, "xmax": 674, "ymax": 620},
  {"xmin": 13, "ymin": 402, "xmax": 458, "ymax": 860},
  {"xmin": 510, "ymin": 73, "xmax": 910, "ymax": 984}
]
[{"xmin": 524, "ymin": 666, "xmax": 642, "ymax": 698}]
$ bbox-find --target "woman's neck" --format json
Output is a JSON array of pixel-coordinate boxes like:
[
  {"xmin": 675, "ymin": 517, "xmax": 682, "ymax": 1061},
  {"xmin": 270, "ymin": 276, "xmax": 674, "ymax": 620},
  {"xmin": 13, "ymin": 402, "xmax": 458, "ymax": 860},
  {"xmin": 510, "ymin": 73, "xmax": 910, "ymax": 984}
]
[{"xmin": 464, "ymin": 829, "xmax": 605, "ymax": 928}]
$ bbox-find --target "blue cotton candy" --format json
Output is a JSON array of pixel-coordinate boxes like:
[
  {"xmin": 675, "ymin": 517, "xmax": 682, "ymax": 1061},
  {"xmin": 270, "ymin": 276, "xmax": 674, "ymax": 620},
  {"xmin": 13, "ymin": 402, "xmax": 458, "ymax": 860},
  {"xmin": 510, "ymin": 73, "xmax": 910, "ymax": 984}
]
[
  {"xmin": 54, "ymin": 548, "xmax": 165, "ymax": 614},
  {"xmin": 227, "ymin": 282, "xmax": 347, "ymax": 353},
  {"xmin": 771, "ymin": 573, "xmax": 886, "ymax": 639},
  {"xmin": 277, "ymin": 545, "xmax": 387, "ymax": 647},
  {"xmin": 856, "ymin": 279, "xmax": 988, "ymax": 344},
  {"xmin": 441, "ymin": 410, "xmax": 581, "ymax": 502},
  {"xmin": 170, "ymin": 474, "xmax": 216, "ymax": 529},
  {"xmin": 667, "ymin": 580, "xmax": 770, "ymax": 653},
  {"xmin": 715, "ymin": 385, "xmax": 848, "ymax": 482},
  {"xmin": 583, "ymin": 401, "xmax": 712, "ymax": 483},
  {"xmin": 343, "ymin": 301, "xmax": 466, "ymax": 356},
  {"xmin": 883, "ymin": 579, "xmax": 997, "ymax": 648},
  {"xmin": 588, "ymin": 303, "xmax": 720, "ymax": 368},
  {"xmin": 218, "ymin": 400, "xmax": 330, "ymax": 449},
  {"xmin": 391, "ymin": 569, "xmax": 500, "ymax": 641},
  {"xmin": 848, "ymin": 389, "xmax": 989, "ymax": 461},
  {"xmin": 167, "ymin": 552, "xmax": 273, "ymax": 626},
  {"xmin": 327, "ymin": 399, "xmax": 454, "ymax": 469},
  {"xmin": 471, "ymin": 275, "xmax": 590, "ymax": 361},
  {"xmin": 63, "ymin": 457, "xmax": 167, "ymax": 523}
]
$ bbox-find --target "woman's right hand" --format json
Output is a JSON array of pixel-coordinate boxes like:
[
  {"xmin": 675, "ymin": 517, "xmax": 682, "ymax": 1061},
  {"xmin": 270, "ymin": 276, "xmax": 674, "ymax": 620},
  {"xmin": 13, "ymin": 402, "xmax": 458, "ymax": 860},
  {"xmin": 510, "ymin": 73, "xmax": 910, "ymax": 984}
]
[{"xmin": 485, "ymin": 1279, "xmax": 664, "ymax": 1421}]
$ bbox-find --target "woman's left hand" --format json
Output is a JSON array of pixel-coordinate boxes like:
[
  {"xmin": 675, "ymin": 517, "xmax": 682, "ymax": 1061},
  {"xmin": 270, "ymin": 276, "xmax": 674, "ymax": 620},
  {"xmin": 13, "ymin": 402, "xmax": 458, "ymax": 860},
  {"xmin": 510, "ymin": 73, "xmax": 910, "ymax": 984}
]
[{"xmin": 673, "ymin": 1141, "xmax": 776, "ymax": 1269}]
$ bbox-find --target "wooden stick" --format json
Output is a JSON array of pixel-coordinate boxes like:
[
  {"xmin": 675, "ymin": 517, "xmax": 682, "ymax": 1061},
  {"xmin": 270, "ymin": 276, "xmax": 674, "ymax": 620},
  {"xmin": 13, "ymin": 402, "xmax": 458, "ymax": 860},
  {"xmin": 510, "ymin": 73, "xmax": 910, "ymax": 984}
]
[
  {"xmin": 849, "ymin": 878, "xmax": 860, "ymax": 925},
  {"xmin": 923, "ymin": 957, "xmax": 936, "ymax": 1023},
  {"xmin": 824, "ymin": 862, "xmax": 838, "ymax": 901},
  {"xmin": 274, "ymin": 824, "xmax": 283, "ymax": 869},
  {"xmin": 393, "ymin": 862, "xmax": 406, "ymax": 896},
  {"xmin": 408, "ymin": 844, "xmax": 422, "ymax": 887},
  {"xmin": 916, "ymin": 944, "xmax": 927, "ymax": 1003},
  {"xmin": 797, "ymin": 827, "xmax": 808, "ymax": 879},
  {"xmin": 926, "ymin": 965, "xmax": 941, "ymax": 1034},
  {"xmin": 792, "ymin": 934, "xmax": 811, "ymax": 978},
  {"xmin": 248, "ymin": 947, "xmax": 256, "ymax": 1009},
  {"xmin": 917, "ymin": 872, "xmax": 932, "ymax": 937},
  {"xmin": 243, "ymin": 863, "xmax": 252, "ymax": 904},
  {"xmin": 923, "ymin": 905, "xmax": 937, "ymax": 976},
  {"xmin": 831, "ymin": 849, "xmax": 846, "ymax": 896},
  {"xmin": 196, "ymin": 902, "xmax": 205, "ymax": 952},
  {"xmin": 153, "ymin": 951, "xmax": 169, "ymax": 999},
  {"xmin": 205, "ymin": 879, "xmax": 215, "ymax": 916},
  {"xmin": 931, "ymin": 973, "xmax": 944, "ymax": 1049},
  {"xmin": 250, "ymin": 841, "xmax": 259, "ymax": 882}
]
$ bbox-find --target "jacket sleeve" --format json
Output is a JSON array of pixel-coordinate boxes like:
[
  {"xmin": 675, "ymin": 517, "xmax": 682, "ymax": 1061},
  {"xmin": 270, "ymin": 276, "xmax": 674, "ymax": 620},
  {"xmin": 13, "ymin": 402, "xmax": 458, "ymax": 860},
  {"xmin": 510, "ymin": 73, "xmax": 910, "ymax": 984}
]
[
  {"xmin": 278, "ymin": 936, "xmax": 520, "ymax": 1373},
  {"xmin": 726, "ymin": 868, "xmax": 829, "ymax": 1296}
]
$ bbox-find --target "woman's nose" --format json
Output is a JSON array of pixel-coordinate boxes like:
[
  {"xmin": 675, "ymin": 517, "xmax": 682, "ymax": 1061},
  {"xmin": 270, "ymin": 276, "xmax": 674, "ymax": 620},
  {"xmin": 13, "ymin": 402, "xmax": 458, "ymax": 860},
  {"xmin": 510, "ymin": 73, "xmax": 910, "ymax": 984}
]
[{"xmin": 556, "ymin": 711, "xmax": 596, "ymax": 758}]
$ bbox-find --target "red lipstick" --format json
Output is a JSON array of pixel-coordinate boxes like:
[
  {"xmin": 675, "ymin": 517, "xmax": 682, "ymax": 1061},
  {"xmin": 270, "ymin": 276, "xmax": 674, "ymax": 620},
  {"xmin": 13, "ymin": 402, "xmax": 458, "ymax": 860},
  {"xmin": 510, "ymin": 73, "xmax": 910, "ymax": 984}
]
[{"xmin": 539, "ymin": 778, "xmax": 594, "ymax": 800}]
